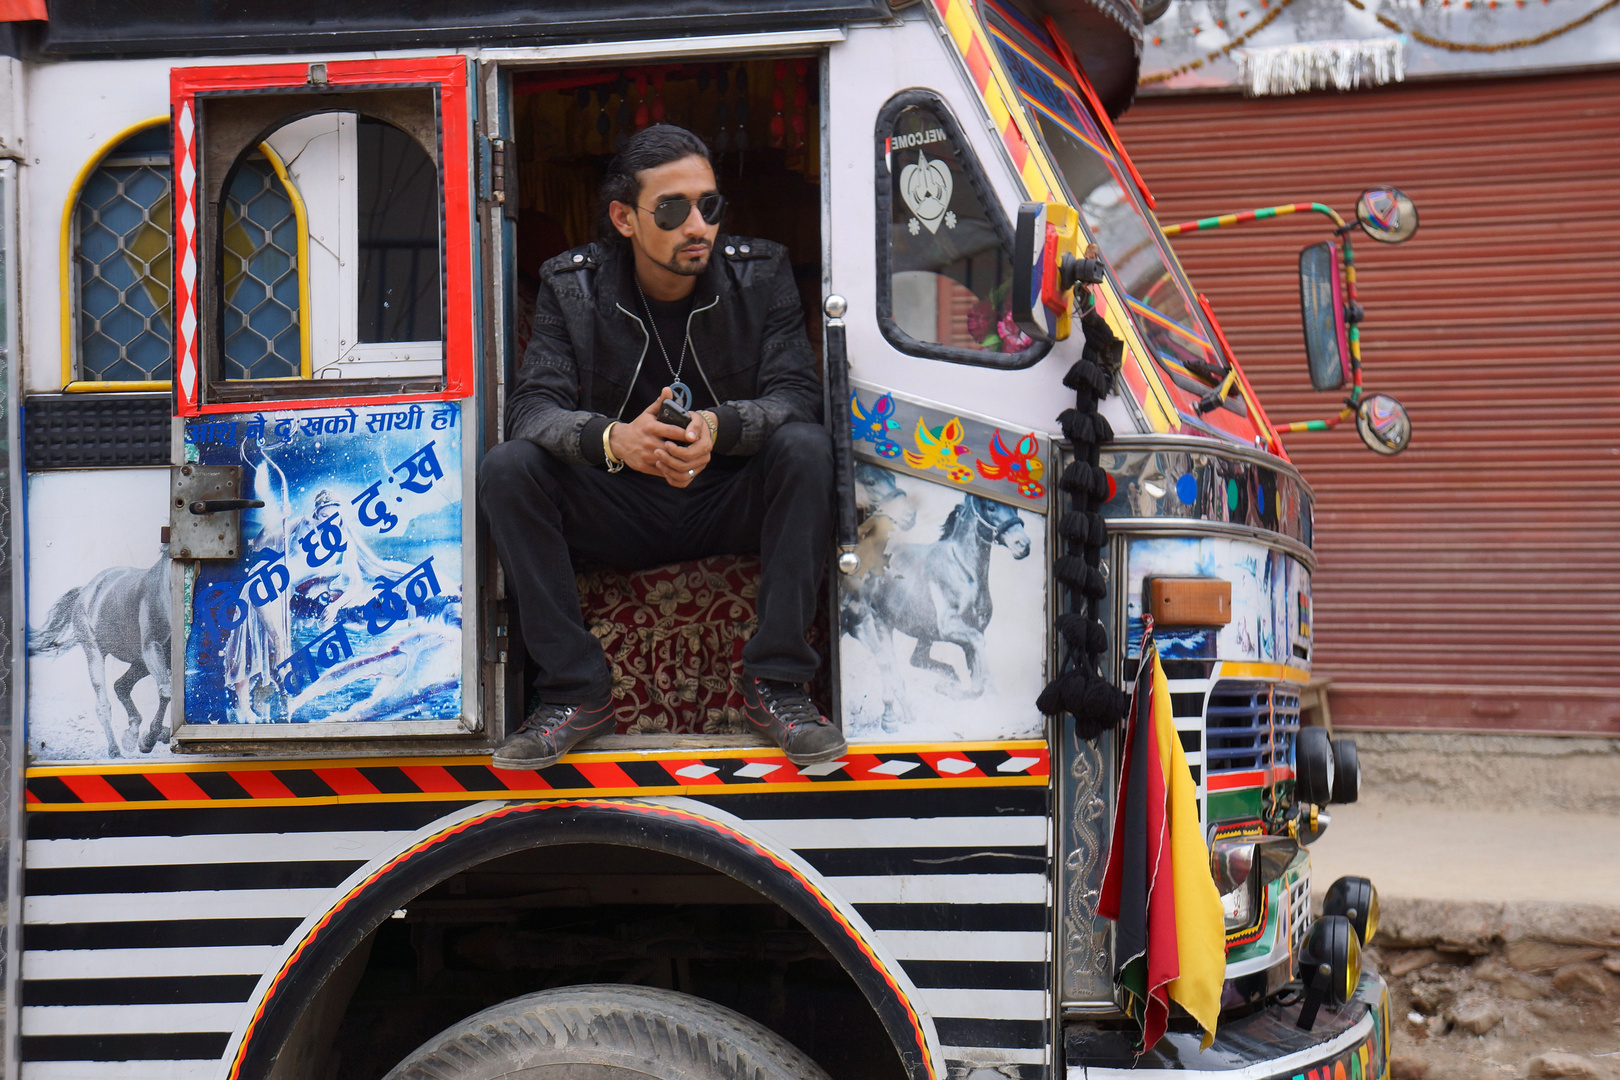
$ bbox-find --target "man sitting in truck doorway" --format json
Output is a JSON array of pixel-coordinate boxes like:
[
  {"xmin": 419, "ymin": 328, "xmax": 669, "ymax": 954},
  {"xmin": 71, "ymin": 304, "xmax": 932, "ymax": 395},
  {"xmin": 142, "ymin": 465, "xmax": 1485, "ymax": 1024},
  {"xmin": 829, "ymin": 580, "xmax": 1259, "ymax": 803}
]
[{"xmin": 479, "ymin": 124, "xmax": 844, "ymax": 771}]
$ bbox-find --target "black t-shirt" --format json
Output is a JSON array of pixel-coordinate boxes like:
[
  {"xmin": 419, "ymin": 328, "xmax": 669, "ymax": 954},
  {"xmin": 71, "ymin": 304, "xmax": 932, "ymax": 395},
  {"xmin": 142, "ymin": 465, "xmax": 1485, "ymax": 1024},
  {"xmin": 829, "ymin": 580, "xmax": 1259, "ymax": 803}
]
[{"xmin": 628, "ymin": 292, "xmax": 714, "ymax": 419}]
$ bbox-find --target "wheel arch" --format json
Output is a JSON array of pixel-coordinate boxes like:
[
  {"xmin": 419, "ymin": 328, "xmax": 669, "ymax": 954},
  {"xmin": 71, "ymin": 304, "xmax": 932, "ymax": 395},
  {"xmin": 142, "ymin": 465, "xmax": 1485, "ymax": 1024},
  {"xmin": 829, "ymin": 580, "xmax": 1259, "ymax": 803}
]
[{"xmin": 223, "ymin": 796, "xmax": 945, "ymax": 1080}]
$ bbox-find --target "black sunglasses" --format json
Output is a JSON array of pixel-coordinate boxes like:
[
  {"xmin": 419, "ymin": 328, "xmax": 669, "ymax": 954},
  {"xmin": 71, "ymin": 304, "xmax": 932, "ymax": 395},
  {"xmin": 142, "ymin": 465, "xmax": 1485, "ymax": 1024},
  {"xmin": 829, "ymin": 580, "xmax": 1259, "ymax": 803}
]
[{"xmin": 637, "ymin": 193, "xmax": 726, "ymax": 231}]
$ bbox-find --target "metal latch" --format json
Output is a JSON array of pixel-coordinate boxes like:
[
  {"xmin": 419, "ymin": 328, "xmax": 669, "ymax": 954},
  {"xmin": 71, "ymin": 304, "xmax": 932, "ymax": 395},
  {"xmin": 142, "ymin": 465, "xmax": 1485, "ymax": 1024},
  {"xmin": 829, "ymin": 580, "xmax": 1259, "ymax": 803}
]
[{"xmin": 169, "ymin": 465, "xmax": 262, "ymax": 559}]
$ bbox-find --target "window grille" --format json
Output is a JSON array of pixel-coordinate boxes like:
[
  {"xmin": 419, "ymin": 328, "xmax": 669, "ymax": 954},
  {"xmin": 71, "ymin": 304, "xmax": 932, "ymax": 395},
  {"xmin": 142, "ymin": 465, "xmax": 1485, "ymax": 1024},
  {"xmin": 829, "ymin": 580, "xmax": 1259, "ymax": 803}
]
[
  {"xmin": 74, "ymin": 134, "xmax": 173, "ymax": 383},
  {"xmin": 72, "ymin": 125, "xmax": 303, "ymax": 386},
  {"xmin": 221, "ymin": 156, "xmax": 301, "ymax": 380}
]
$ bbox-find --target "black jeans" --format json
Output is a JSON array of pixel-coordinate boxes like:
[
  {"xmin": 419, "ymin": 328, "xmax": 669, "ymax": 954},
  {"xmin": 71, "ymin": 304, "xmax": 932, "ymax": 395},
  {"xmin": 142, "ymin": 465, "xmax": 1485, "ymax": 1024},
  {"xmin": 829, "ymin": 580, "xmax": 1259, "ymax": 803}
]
[{"xmin": 479, "ymin": 422, "xmax": 834, "ymax": 704}]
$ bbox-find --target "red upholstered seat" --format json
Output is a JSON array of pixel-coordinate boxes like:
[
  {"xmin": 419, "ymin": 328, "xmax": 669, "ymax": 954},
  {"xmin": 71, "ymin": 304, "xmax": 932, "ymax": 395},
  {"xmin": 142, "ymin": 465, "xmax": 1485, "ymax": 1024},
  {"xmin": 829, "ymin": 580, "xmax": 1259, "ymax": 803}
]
[{"xmin": 575, "ymin": 554, "xmax": 829, "ymax": 735}]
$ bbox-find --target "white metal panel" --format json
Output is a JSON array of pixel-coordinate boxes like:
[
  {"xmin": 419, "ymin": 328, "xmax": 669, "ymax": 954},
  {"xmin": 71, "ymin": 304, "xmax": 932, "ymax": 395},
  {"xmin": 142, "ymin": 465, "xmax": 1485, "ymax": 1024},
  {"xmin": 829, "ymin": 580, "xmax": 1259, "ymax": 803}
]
[
  {"xmin": 748, "ymin": 815, "xmax": 1047, "ymax": 849},
  {"xmin": 21, "ymin": 1001, "xmax": 247, "ymax": 1036},
  {"xmin": 24, "ymin": 1062, "xmax": 220, "ymax": 1079},
  {"xmin": 23, "ymin": 945, "xmax": 283, "ymax": 980},
  {"xmin": 916, "ymin": 986, "xmax": 1049, "ymax": 1021},
  {"xmin": 25, "ymin": 829, "xmax": 410, "ymax": 867},
  {"xmin": 23, "ymin": 887, "xmax": 333, "ymax": 924},
  {"xmin": 873, "ymin": 929, "xmax": 1048, "ymax": 962},
  {"xmin": 826, "ymin": 873, "xmax": 1048, "ymax": 904},
  {"xmin": 826, "ymin": 15, "xmax": 1092, "ymax": 440}
]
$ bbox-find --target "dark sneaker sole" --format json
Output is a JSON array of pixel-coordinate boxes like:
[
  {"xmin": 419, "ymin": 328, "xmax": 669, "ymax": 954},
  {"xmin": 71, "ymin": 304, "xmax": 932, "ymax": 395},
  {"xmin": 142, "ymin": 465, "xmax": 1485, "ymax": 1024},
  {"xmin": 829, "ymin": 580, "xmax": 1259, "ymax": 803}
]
[
  {"xmin": 491, "ymin": 751, "xmax": 569, "ymax": 771},
  {"xmin": 782, "ymin": 739, "xmax": 848, "ymax": 767}
]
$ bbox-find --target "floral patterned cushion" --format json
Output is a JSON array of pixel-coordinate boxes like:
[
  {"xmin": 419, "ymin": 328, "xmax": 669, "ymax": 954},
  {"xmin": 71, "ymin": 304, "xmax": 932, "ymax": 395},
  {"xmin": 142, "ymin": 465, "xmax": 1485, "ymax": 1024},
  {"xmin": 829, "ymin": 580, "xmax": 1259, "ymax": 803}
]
[{"xmin": 575, "ymin": 555, "xmax": 828, "ymax": 736}]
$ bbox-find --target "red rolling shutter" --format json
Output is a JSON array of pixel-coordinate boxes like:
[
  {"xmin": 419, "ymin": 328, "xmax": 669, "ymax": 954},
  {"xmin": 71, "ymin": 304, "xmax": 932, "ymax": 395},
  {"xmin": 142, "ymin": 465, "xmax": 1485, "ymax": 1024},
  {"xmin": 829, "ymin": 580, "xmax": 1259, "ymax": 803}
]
[{"xmin": 1119, "ymin": 71, "xmax": 1620, "ymax": 735}]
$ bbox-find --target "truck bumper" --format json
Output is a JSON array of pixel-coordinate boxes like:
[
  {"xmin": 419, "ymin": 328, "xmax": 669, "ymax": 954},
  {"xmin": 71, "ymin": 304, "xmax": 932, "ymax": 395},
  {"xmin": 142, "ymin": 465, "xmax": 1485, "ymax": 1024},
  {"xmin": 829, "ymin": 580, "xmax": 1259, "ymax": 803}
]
[{"xmin": 1066, "ymin": 970, "xmax": 1391, "ymax": 1080}]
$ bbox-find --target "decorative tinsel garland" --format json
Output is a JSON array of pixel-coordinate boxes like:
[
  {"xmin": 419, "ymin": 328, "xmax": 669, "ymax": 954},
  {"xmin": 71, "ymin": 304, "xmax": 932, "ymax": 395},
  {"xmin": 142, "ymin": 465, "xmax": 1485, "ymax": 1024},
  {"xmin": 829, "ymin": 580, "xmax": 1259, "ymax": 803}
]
[
  {"xmin": 1233, "ymin": 37, "xmax": 1405, "ymax": 95},
  {"xmin": 1036, "ymin": 310, "xmax": 1131, "ymax": 740},
  {"xmin": 1346, "ymin": 0, "xmax": 1620, "ymax": 52},
  {"xmin": 1141, "ymin": 0, "xmax": 1300, "ymax": 85},
  {"xmin": 1146, "ymin": 0, "xmax": 1618, "ymax": 87}
]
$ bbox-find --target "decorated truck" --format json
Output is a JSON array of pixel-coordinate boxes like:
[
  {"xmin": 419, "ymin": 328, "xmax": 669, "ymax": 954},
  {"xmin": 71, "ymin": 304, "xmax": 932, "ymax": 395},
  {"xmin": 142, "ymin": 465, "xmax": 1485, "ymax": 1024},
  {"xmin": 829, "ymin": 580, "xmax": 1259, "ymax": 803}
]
[{"xmin": 0, "ymin": 0, "xmax": 1414, "ymax": 1076}]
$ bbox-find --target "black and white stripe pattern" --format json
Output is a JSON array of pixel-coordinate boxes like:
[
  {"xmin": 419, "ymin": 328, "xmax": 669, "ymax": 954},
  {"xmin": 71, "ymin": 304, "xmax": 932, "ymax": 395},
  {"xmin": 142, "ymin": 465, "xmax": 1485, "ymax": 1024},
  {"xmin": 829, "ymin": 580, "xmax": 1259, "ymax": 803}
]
[
  {"xmin": 732, "ymin": 788, "xmax": 1052, "ymax": 1079},
  {"xmin": 22, "ymin": 790, "xmax": 1054, "ymax": 1079},
  {"xmin": 21, "ymin": 804, "xmax": 457, "ymax": 1077}
]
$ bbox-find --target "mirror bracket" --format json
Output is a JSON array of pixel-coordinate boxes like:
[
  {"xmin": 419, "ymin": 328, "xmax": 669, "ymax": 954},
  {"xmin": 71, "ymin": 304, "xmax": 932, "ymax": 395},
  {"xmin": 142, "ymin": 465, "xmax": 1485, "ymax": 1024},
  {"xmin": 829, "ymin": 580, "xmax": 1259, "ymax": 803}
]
[{"xmin": 1012, "ymin": 201, "xmax": 1086, "ymax": 342}]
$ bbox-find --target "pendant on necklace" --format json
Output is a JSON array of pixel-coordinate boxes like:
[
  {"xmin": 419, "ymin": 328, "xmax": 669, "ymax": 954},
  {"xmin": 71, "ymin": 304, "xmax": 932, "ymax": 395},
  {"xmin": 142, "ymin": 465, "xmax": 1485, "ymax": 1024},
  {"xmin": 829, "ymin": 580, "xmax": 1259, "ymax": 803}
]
[{"xmin": 668, "ymin": 381, "xmax": 693, "ymax": 410}]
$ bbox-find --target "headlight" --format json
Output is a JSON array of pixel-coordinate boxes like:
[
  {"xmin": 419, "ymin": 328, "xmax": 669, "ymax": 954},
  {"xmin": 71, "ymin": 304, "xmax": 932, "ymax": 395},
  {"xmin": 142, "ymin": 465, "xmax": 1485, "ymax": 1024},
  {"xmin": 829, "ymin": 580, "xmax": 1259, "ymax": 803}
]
[
  {"xmin": 1220, "ymin": 879, "xmax": 1254, "ymax": 930},
  {"xmin": 1209, "ymin": 835, "xmax": 1299, "ymax": 932},
  {"xmin": 1295, "ymin": 727, "xmax": 1335, "ymax": 805},
  {"xmin": 1296, "ymin": 914, "xmax": 1362, "ymax": 1031},
  {"xmin": 1330, "ymin": 738, "xmax": 1361, "ymax": 804},
  {"xmin": 1322, "ymin": 875, "xmax": 1379, "ymax": 945}
]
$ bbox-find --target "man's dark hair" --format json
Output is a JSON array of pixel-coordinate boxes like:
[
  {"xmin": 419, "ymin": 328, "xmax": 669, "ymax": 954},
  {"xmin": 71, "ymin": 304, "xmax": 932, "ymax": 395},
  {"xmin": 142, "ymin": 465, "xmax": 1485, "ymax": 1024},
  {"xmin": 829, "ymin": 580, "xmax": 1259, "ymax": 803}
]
[{"xmin": 597, "ymin": 124, "xmax": 713, "ymax": 239}]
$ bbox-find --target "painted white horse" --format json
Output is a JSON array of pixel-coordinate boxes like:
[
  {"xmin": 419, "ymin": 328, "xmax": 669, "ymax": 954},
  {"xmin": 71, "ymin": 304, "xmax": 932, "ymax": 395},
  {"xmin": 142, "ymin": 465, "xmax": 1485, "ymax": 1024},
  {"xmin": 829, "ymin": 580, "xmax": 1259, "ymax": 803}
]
[
  {"xmin": 31, "ymin": 551, "xmax": 172, "ymax": 755},
  {"xmin": 844, "ymin": 492, "xmax": 1030, "ymax": 732}
]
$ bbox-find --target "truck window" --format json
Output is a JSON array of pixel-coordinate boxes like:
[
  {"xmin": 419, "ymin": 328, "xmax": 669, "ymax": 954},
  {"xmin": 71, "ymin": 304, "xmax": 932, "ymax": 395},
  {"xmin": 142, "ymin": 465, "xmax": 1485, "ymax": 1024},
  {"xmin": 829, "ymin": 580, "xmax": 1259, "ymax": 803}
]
[
  {"xmin": 226, "ymin": 109, "xmax": 443, "ymax": 385},
  {"xmin": 192, "ymin": 87, "xmax": 447, "ymax": 404},
  {"xmin": 875, "ymin": 90, "xmax": 1048, "ymax": 369},
  {"xmin": 981, "ymin": 4, "xmax": 1231, "ymax": 397},
  {"xmin": 221, "ymin": 140, "xmax": 305, "ymax": 379},
  {"xmin": 65, "ymin": 121, "xmax": 306, "ymax": 389}
]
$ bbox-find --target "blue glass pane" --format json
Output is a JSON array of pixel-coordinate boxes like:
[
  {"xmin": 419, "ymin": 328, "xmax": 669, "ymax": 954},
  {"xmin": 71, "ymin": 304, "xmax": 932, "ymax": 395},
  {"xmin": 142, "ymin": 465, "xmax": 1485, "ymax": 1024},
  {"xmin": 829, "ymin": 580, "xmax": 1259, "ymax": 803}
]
[
  {"xmin": 75, "ymin": 136, "xmax": 173, "ymax": 381},
  {"xmin": 223, "ymin": 157, "xmax": 300, "ymax": 379}
]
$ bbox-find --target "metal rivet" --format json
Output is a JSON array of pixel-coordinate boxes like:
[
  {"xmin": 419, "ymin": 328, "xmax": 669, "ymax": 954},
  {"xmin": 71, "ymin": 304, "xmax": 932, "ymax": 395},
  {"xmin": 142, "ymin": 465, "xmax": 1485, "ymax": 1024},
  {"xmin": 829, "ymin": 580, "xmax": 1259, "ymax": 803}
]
[
  {"xmin": 572, "ymin": 253, "xmax": 584, "ymax": 263},
  {"xmin": 724, "ymin": 245, "xmax": 736, "ymax": 255},
  {"xmin": 739, "ymin": 244, "xmax": 750, "ymax": 253}
]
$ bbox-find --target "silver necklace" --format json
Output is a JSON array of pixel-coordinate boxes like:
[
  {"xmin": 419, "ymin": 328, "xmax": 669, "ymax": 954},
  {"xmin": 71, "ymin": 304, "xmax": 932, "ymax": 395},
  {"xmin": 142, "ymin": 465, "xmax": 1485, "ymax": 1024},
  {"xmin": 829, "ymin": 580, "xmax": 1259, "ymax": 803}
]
[{"xmin": 636, "ymin": 282, "xmax": 692, "ymax": 410}]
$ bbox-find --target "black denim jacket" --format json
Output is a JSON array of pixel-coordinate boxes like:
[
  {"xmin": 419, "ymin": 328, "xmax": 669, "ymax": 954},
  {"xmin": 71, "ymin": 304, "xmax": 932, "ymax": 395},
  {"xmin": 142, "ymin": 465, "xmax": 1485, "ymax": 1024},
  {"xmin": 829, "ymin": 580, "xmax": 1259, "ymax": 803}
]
[{"xmin": 506, "ymin": 235, "xmax": 824, "ymax": 465}]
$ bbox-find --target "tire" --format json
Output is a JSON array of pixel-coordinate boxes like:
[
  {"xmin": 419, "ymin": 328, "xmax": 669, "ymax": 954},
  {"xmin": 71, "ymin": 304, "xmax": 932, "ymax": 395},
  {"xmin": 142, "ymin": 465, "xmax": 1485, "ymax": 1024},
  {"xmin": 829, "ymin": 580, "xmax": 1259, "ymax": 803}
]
[
  {"xmin": 1330, "ymin": 737, "xmax": 1361, "ymax": 804},
  {"xmin": 380, "ymin": 984, "xmax": 834, "ymax": 1080}
]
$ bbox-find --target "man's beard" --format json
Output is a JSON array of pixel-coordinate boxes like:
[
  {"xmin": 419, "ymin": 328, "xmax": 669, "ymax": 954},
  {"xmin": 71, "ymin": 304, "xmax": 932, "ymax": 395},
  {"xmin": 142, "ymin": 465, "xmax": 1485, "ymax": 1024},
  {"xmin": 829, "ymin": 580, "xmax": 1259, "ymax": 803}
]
[{"xmin": 663, "ymin": 242, "xmax": 711, "ymax": 277}]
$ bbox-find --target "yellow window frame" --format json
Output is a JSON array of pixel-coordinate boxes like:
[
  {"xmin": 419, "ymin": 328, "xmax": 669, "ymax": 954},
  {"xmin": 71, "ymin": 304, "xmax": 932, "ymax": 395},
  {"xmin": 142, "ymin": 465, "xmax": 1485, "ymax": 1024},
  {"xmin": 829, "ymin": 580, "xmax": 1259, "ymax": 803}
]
[{"xmin": 61, "ymin": 116, "xmax": 313, "ymax": 392}]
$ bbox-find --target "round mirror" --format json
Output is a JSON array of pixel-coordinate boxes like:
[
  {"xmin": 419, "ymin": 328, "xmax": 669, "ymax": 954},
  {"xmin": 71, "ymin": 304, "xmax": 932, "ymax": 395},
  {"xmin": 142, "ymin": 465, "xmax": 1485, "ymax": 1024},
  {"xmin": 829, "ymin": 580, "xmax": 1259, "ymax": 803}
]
[
  {"xmin": 1356, "ymin": 393, "xmax": 1411, "ymax": 456},
  {"xmin": 1355, "ymin": 187, "xmax": 1418, "ymax": 244}
]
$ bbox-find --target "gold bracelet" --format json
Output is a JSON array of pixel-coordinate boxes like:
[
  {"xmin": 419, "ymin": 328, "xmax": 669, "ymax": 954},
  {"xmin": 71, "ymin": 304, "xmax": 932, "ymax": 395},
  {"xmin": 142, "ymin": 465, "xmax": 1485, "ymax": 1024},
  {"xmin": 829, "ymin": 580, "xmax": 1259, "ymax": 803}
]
[
  {"xmin": 700, "ymin": 410, "xmax": 718, "ymax": 443},
  {"xmin": 603, "ymin": 422, "xmax": 624, "ymax": 473}
]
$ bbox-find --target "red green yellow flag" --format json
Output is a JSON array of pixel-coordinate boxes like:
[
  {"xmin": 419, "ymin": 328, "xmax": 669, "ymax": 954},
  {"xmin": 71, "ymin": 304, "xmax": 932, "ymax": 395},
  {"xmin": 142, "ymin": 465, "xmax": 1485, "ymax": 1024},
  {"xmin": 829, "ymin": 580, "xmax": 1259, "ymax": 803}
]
[{"xmin": 1100, "ymin": 642, "xmax": 1226, "ymax": 1051}]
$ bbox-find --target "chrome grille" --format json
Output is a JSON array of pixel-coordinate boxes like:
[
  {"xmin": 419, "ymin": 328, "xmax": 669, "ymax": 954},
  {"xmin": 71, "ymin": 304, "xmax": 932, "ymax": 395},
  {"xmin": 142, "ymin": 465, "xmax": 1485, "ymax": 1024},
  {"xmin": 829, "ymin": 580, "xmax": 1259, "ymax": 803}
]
[
  {"xmin": 1289, "ymin": 868, "xmax": 1312, "ymax": 957},
  {"xmin": 1204, "ymin": 680, "xmax": 1300, "ymax": 774}
]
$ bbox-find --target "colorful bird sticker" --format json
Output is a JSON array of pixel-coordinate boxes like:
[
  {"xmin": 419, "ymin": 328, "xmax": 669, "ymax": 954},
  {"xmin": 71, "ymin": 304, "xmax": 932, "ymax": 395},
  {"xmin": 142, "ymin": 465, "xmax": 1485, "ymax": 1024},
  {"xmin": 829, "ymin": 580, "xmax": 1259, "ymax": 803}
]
[
  {"xmin": 904, "ymin": 416, "xmax": 974, "ymax": 483},
  {"xmin": 975, "ymin": 430, "xmax": 1045, "ymax": 498},
  {"xmin": 850, "ymin": 391, "xmax": 903, "ymax": 458}
]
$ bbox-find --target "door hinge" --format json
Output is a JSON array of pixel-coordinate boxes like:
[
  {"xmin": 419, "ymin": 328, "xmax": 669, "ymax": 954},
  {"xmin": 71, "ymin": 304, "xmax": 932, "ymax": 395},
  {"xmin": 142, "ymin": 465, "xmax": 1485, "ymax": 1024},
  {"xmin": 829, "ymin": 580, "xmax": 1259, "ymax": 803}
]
[{"xmin": 483, "ymin": 136, "xmax": 515, "ymax": 220}]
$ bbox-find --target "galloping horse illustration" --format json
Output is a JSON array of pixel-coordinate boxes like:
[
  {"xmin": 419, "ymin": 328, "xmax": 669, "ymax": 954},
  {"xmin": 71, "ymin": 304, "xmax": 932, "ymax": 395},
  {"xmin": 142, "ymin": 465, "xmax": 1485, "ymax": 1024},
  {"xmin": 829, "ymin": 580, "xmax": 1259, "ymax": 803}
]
[
  {"xmin": 31, "ymin": 550, "xmax": 172, "ymax": 756},
  {"xmin": 843, "ymin": 491, "xmax": 1031, "ymax": 732}
]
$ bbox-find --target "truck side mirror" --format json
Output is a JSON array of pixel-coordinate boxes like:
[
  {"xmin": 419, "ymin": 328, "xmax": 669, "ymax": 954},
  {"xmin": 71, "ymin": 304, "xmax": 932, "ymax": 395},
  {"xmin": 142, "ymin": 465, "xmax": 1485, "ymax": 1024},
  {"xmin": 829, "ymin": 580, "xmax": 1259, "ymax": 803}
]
[
  {"xmin": 1356, "ymin": 393, "xmax": 1412, "ymax": 455},
  {"xmin": 1012, "ymin": 201, "xmax": 1100, "ymax": 342},
  {"xmin": 1355, "ymin": 187, "xmax": 1418, "ymax": 244},
  {"xmin": 1298, "ymin": 241, "xmax": 1350, "ymax": 392}
]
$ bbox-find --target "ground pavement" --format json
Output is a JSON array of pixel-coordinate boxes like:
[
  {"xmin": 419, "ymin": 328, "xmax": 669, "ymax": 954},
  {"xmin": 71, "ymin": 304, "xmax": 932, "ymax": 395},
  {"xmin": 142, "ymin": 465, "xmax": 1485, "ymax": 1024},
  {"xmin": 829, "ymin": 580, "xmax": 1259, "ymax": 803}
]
[{"xmin": 1305, "ymin": 734, "xmax": 1620, "ymax": 1079}]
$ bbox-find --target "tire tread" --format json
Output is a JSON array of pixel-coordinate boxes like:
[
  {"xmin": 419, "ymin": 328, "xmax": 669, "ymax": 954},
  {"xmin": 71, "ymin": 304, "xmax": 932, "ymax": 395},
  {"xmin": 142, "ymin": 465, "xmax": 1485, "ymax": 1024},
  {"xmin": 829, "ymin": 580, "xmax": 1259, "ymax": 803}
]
[{"xmin": 382, "ymin": 984, "xmax": 833, "ymax": 1080}]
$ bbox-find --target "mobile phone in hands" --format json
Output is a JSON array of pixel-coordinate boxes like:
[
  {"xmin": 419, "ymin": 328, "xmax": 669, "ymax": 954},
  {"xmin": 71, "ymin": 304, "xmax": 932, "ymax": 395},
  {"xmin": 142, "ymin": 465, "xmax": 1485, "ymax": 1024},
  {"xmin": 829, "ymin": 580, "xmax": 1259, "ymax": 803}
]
[{"xmin": 657, "ymin": 399, "xmax": 693, "ymax": 439}]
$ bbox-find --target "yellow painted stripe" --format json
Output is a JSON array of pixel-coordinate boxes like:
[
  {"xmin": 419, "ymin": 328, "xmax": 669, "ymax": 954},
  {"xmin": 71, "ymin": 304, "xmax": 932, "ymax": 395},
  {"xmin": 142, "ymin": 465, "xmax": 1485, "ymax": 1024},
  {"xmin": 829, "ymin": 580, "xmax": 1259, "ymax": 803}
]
[
  {"xmin": 27, "ymin": 776, "xmax": 1051, "ymax": 813},
  {"xmin": 931, "ymin": 0, "xmax": 1183, "ymax": 434},
  {"xmin": 26, "ymin": 739, "xmax": 1049, "ymax": 778},
  {"xmin": 1217, "ymin": 661, "xmax": 1311, "ymax": 685}
]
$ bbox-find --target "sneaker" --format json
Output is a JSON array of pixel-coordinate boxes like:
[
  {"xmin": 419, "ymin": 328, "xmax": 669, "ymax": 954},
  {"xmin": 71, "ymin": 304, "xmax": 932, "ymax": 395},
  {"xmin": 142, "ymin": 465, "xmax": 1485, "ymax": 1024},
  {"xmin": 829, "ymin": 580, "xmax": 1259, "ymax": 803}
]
[
  {"xmin": 737, "ymin": 675, "xmax": 847, "ymax": 765},
  {"xmin": 493, "ymin": 693, "xmax": 615, "ymax": 770}
]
